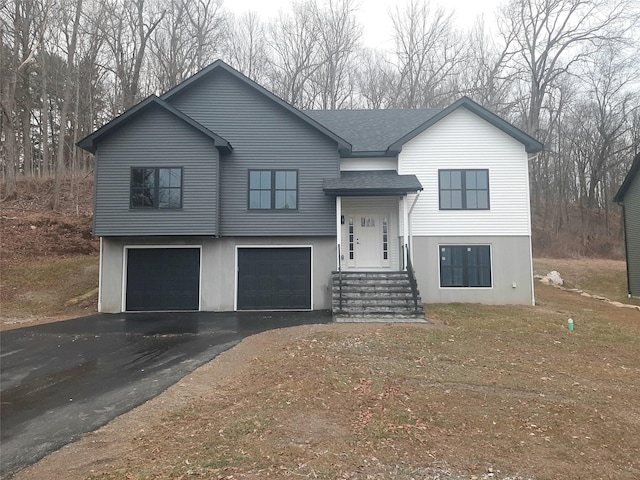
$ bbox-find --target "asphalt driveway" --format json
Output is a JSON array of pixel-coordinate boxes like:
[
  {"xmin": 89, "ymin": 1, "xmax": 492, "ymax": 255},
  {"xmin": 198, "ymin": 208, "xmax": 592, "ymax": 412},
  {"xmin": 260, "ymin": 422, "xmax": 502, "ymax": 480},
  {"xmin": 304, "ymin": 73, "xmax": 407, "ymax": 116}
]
[{"xmin": 0, "ymin": 310, "xmax": 331, "ymax": 477}]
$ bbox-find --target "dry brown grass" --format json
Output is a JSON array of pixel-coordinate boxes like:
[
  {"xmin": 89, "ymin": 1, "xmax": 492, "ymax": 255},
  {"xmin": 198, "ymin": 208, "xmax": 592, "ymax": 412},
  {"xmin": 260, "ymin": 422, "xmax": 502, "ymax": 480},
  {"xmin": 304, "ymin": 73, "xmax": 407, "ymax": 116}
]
[
  {"xmin": 17, "ymin": 281, "xmax": 640, "ymax": 480},
  {"xmin": 0, "ymin": 255, "xmax": 99, "ymax": 328},
  {"xmin": 534, "ymin": 258, "xmax": 640, "ymax": 306}
]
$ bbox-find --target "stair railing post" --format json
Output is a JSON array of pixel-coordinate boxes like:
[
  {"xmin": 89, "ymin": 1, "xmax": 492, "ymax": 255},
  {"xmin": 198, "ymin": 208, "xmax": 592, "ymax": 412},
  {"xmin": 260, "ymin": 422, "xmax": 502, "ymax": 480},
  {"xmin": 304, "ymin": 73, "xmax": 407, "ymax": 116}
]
[
  {"xmin": 405, "ymin": 244, "xmax": 419, "ymax": 311},
  {"xmin": 338, "ymin": 244, "xmax": 343, "ymax": 311}
]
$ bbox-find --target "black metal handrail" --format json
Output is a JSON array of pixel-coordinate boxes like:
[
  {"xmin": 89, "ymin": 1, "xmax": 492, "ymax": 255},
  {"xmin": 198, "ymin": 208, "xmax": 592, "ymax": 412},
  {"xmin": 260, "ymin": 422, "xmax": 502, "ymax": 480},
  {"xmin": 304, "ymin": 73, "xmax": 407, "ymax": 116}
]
[
  {"xmin": 405, "ymin": 244, "xmax": 419, "ymax": 311},
  {"xmin": 337, "ymin": 243, "xmax": 343, "ymax": 311}
]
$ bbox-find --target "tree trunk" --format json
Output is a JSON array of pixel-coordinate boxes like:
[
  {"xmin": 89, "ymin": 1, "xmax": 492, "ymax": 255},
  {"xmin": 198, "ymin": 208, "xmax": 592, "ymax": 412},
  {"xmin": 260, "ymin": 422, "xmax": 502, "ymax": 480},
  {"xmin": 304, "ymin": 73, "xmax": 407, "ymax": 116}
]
[{"xmin": 53, "ymin": 0, "xmax": 83, "ymax": 210}]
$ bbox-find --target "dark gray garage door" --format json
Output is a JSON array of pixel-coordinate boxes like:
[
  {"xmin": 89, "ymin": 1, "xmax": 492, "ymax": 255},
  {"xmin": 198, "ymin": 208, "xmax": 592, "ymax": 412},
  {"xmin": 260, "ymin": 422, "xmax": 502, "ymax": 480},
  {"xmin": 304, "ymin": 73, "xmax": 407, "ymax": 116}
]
[
  {"xmin": 237, "ymin": 248, "xmax": 311, "ymax": 310},
  {"xmin": 126, "ymin": 248, "xmax": 200, "ymax": 311}
]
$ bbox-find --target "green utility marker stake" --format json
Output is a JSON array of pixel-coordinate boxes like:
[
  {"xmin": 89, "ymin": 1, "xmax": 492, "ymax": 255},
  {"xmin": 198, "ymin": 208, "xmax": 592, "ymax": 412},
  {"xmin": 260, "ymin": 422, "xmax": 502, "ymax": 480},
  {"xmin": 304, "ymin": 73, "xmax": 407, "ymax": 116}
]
[{"xmin": 568, "ymin": 318, "xmax": 574, "ymax": 331}]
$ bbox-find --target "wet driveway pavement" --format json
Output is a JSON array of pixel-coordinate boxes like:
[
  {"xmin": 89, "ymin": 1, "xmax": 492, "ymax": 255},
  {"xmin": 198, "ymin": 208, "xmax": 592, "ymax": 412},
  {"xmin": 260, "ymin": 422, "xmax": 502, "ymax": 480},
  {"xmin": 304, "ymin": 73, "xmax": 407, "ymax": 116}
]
[{"xmin": 0, "ymin": 310, "xmax": 332, "ymax": 477}]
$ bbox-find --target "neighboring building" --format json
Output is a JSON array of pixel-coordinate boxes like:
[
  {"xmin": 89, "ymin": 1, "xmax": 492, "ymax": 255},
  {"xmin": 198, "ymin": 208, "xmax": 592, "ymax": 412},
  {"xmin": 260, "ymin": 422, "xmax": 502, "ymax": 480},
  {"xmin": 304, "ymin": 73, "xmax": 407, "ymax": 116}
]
[
  {"xmin": 78, "ymin": 60, "xmax": 543, "ymax": 316},
  {"xmin": 614, "ymin": 153, "xmax": 640, "ymax": 298}
]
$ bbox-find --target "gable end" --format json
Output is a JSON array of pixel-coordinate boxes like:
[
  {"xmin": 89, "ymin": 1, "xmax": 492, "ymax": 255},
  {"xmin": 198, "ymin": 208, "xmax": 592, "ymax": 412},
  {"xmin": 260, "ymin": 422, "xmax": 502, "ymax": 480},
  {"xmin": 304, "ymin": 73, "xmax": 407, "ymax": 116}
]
[
  {"xmin": 77, "ymin": 95, "xmax": 232, "ymax": 155},
  {"xmin": 161, "ymin": 60, "xmax": 352, "ymax": 154},
  {"xmin": 387, "ymin": 97, "xmax": 543, "ymax": 154}
]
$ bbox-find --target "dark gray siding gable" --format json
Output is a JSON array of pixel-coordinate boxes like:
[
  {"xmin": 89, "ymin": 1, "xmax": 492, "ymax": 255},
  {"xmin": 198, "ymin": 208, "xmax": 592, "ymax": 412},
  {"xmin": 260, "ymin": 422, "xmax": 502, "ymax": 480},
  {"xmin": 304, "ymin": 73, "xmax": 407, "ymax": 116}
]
[
  {"xmin": 168, "ymin": 69, "xmax": 339, "ymax": 236},
  {"xmin": 94, "ymin": 105, "xmax": 220, "ymax": 236},
  {"xmin": 624, "ymin": 171, "xmax": 640, "ymax": 297}
]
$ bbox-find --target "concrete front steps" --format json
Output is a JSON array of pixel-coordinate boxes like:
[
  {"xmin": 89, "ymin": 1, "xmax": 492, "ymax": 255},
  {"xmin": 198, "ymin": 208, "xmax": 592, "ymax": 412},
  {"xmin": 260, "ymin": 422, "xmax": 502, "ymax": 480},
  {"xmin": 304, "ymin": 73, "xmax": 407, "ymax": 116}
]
[{"xmin": 331, "ymin": 271, "xmax": 427, "ymax": 322}]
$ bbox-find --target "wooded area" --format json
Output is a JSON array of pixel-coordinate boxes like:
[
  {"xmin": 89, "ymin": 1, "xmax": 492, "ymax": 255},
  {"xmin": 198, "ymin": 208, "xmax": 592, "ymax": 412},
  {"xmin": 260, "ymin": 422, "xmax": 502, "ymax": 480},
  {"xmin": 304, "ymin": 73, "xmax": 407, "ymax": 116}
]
[{"xmin": 1, "ymin": 0, "xmax": 639, "ymax": 243}]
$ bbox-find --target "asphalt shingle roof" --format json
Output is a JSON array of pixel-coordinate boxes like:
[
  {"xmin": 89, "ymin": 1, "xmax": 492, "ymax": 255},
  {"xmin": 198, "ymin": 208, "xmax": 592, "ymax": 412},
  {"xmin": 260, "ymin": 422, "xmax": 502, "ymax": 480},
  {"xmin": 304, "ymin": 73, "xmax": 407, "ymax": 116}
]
[
  {"xmin": 305, "ymin": 109, "xmax": 439, "ymax": 153},
  {"xmin": 323, "ymin": 170, "xmax": 423, "ymax": 196}
]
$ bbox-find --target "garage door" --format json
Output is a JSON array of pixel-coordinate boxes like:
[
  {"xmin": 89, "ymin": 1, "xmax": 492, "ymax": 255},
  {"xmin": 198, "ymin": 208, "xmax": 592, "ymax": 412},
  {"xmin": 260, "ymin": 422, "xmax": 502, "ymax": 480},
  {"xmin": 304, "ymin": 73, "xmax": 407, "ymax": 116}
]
[
  {"xmin": 237, "ymin": 248, "xmax": 311, "ymax": 310},
  {"xmin": 126, "ymin": 248, "xmax": 200, "ymax": 311}
]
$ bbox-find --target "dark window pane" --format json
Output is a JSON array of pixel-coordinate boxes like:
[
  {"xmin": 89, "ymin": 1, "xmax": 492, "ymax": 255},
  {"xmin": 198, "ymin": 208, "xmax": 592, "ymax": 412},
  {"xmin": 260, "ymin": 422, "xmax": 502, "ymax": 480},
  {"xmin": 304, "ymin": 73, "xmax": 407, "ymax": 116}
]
[
  {"xmin": 249, "ymin": 171, "xmax": 261, "ymax": 189},
  {"xmin": 466, "ymin": 170, "xmax": 476, "ymax": 188},
  {"xmin": 143, "ymin": 169, "xmax": 155, "ymax": 188},
  {"xmin": 440, "ymin": 191, "xmax": 451, "ymax": 209},
  {"xmin": 159, "ymin": 188, "xmax": 169, "ymax": 207},
  {"xmin": 159, "ymin": 168, "xmax": 170, "ymax": 187},
  {"xmin": 285, "ymin": 190, "xmax": 296, "ymax": 209},
  {"xmin": 171, "ymin": 189, "xmax": 181, "ymax": 208},
  {"xmin": 477, "ymin": 191, "xmax": 488, "ymax": 209},
  {"xmin": 467, "ymin": 191, "xmax": 477, "ymax": 209},
  {"xmin": 450, "ymin": 171, "xmax": 461, "ymax": 189},
  {"xmin": 260, "ymin": 191, "xmax": 271, "ymax": 208},
  {"xmin": 477, "ymin": 170, "xmax": 488, "ymax": 188},
  {"xmin": 260, "ymin": 171, "xmax": 271, "ymax": 189},
  {"xmin": 143, "ymin": 188, "xmax": 154, "ymax": 206},
  {"xmin": 440, "ymin": 245, "xmax": 491, "ymax": 287},
  {"xmin": 131, "ymin": 167, "xmax": 181, "ymax": 209},
  {"xmin": 287, "ymin": 171, "xmax": 297, "ymax": 188},
  {"xmin": 132, "ymin": 168, "xmax": 144, "ymax": 187},
  {"xmin": 451, "ymin": 191, "xmax": 463, "ymax": 209},
  {"xmin": 249, "ymin": 190, "xmax": 261, "ymax": 209},
  {"xmin": 440, "ymin": 170, "xmax": 450, "ymax": 189}
]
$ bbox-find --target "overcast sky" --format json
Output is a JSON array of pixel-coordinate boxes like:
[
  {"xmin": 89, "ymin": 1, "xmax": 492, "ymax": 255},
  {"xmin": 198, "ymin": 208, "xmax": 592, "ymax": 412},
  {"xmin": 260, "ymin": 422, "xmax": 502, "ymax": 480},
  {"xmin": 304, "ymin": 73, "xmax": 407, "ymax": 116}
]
[{"xmin": 225, "ymin": 0, "xmax": 505, "ymax": 48}]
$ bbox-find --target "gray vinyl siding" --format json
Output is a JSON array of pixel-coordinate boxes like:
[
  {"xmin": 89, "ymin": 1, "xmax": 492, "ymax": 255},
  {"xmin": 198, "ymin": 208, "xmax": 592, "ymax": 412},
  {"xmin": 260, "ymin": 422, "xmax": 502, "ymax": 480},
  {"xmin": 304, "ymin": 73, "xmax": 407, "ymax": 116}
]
[
  {"xmin": 623, "ymin": 173, "xmax": 640, "ymax": 297},
  {"xmin": 168, "ymin": 68, "xmax": 339, "ymax": 236},
  {"xmin": 94, "ymin": 105, "xmax": 220, "ymax": 236}
]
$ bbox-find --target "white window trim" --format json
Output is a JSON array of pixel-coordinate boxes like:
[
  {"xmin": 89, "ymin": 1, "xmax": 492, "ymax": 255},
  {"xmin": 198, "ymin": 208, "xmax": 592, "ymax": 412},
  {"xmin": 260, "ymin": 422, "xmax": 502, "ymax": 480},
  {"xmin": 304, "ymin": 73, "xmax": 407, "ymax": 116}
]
[{"xmin": 121, "ymin": 245, "xmax": 203, "ymax": 313}]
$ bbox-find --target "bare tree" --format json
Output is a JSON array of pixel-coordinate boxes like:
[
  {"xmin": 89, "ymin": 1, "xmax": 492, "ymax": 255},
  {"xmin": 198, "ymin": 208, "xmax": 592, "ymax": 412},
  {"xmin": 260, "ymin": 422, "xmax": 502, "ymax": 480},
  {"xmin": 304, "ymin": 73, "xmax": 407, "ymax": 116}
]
[
  {"xmin": 461, "ymin": 18, "xmax": 518, "ymax": 116},
  {"xmin": 502, "ymin": 0, "xmax": 638, "ymax": 139},
  {"xmin": 266, "ymin": 1, "xmax": 321, "ymax": 108},
  {"xmin": 308, "ymin": 0, "xmax": 362, "ymax": 109},
  {"xmin": 356, "ymin": 49, "xmax": 397, "ymax": 109},
  {"xmin": 52, "ymin": 0, "xmax": 83, "ymax": 210},
  {"xmin": 100, "ymin": 0, "xmax": 165, "ymax": 110},
  {"xmin": 150, "ymin": 0, "xmax": 225, "ymax": 92},
  {"xmin": 0, "ymin": 0, "xmax": 50, "ymax": 196},
  {"xmin": 390, "ymin": 0, "xmax": 465, "ymax": 108},
  {"xmin": 500, "ymin": 0, "xmax": 639, "ymax": 211},
  {"xmin": 224, "ymin": 11, "xmax": 268, "ymax": 83},
  {"xmin": 573, "ymin": 46, "xmax": 638, "ymax": 242}
]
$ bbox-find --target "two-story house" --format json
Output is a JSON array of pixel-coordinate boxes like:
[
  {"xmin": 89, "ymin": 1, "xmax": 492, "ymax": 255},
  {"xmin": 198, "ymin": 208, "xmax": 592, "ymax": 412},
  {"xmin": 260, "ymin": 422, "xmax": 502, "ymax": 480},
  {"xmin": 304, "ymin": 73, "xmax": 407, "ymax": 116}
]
[{"xmin": 78, "ymin": 60, "xmax": 542, "ymax": 317}]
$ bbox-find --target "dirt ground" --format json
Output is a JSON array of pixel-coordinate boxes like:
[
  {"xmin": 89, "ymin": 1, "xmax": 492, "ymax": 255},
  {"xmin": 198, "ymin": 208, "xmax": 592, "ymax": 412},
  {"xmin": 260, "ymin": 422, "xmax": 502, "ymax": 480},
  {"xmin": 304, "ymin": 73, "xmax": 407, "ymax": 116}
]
[{"xmin": 11, "ymin": 284, "xmax": 640, "ymax": 480}]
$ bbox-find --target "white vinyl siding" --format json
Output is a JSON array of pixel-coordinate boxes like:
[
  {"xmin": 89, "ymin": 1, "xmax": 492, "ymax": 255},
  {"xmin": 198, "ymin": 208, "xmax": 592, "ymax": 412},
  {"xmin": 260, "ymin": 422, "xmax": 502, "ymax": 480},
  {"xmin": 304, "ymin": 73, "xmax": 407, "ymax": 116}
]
[
  {"xmin": 399, "ymin": 107, "xmax": 532, "ymax": 237},
  {"xmin": 340, "ymin": 157, "xmax": 397, "ymax": 171}
]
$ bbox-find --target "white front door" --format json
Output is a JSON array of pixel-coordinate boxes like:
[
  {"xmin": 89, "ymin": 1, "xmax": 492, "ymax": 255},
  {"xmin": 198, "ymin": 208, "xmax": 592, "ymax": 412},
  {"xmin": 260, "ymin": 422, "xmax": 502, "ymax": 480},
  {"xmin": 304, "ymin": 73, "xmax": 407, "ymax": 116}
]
[{"xmin": 355, "ymin": 215, "xmax": 383, "ymax": 268}]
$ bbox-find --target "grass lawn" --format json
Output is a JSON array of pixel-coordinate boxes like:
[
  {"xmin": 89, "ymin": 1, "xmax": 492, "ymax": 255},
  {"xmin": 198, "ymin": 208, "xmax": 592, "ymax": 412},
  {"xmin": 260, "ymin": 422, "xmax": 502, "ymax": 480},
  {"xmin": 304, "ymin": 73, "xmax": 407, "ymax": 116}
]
[
  {"xmin": 0, "ymin": 255, "xmax": 98, "ymax": 325},
  {"xmin": 60, "ymin": 282, "xmax": 638, "ymax": 480},
  {"xmin": 7, "ymin": 257, "xmax": 640, "ymax": 479},
  {"xmin": 534, "ymin": 258, "xmax": 640, "ymax": 306}
]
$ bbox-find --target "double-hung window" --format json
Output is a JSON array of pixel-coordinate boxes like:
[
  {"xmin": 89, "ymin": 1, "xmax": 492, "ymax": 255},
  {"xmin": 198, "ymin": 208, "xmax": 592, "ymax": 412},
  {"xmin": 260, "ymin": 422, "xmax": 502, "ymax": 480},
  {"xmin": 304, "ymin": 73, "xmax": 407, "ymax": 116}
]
[
  {"xmin": 439, "ymin": 169, "xmax": 489, "ymax": 210},
  {"xmin": 440, "ymin": 245, "xmax": 492, "ymax": 287},
  {"xmin": 130, "ymin": 167, "xmax": 182, "ymax": 209},
  {"xmin": 248, "ymin": 170, "xmax": 298, "ymax": 210}
]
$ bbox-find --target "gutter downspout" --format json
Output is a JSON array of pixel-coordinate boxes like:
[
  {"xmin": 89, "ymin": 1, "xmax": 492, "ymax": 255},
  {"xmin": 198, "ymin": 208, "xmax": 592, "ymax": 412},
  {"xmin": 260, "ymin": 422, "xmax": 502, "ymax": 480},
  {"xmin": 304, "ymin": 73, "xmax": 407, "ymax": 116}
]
[
  {"xmin": 408, "ymin": 192, "xmax": 421, "ymax": 263},
  {"xmin": 336, "ymin": 196, "xmax": 342, "ymax": 269},
  {"xmin": 98, "ymin": 237, "xmax": 103, "ymax": 312},
  {"xmin": 527, "ymin": 153, "xmax": 539, "ymax": 306},
  {"xmin": 618, "ymin": 201, "xmax": 632, "ymax": 297}
]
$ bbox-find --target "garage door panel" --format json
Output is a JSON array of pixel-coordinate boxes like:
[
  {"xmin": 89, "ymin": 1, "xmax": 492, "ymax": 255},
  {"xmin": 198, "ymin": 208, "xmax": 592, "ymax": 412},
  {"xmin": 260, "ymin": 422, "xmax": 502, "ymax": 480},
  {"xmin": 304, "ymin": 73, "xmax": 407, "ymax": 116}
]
[
  {"xmin": 238, "ymin": 248, "xmax": 311, "ymax": 310},
  {"xmin": 126, "ymin": 248, "xmax": 200, "ymax": 311}
]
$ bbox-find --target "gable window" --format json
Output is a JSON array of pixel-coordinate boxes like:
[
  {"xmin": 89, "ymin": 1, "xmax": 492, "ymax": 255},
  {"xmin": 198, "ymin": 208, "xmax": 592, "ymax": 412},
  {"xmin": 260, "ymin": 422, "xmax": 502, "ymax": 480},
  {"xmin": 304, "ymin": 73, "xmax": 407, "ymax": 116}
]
[
  {"xmin": 439, "ymin": 169, "xmax": 489, "ymax": 210},
  {"xmin": 249, "ymin": 170, "xmax": 298, "ymax": 210},
  {"xmin": 440, "ymin": 245, "xmax": 492, "ymax": 287},
  {"xmin": 131, "ymin": 167, "xmax": 182, "ymax": 209}
]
